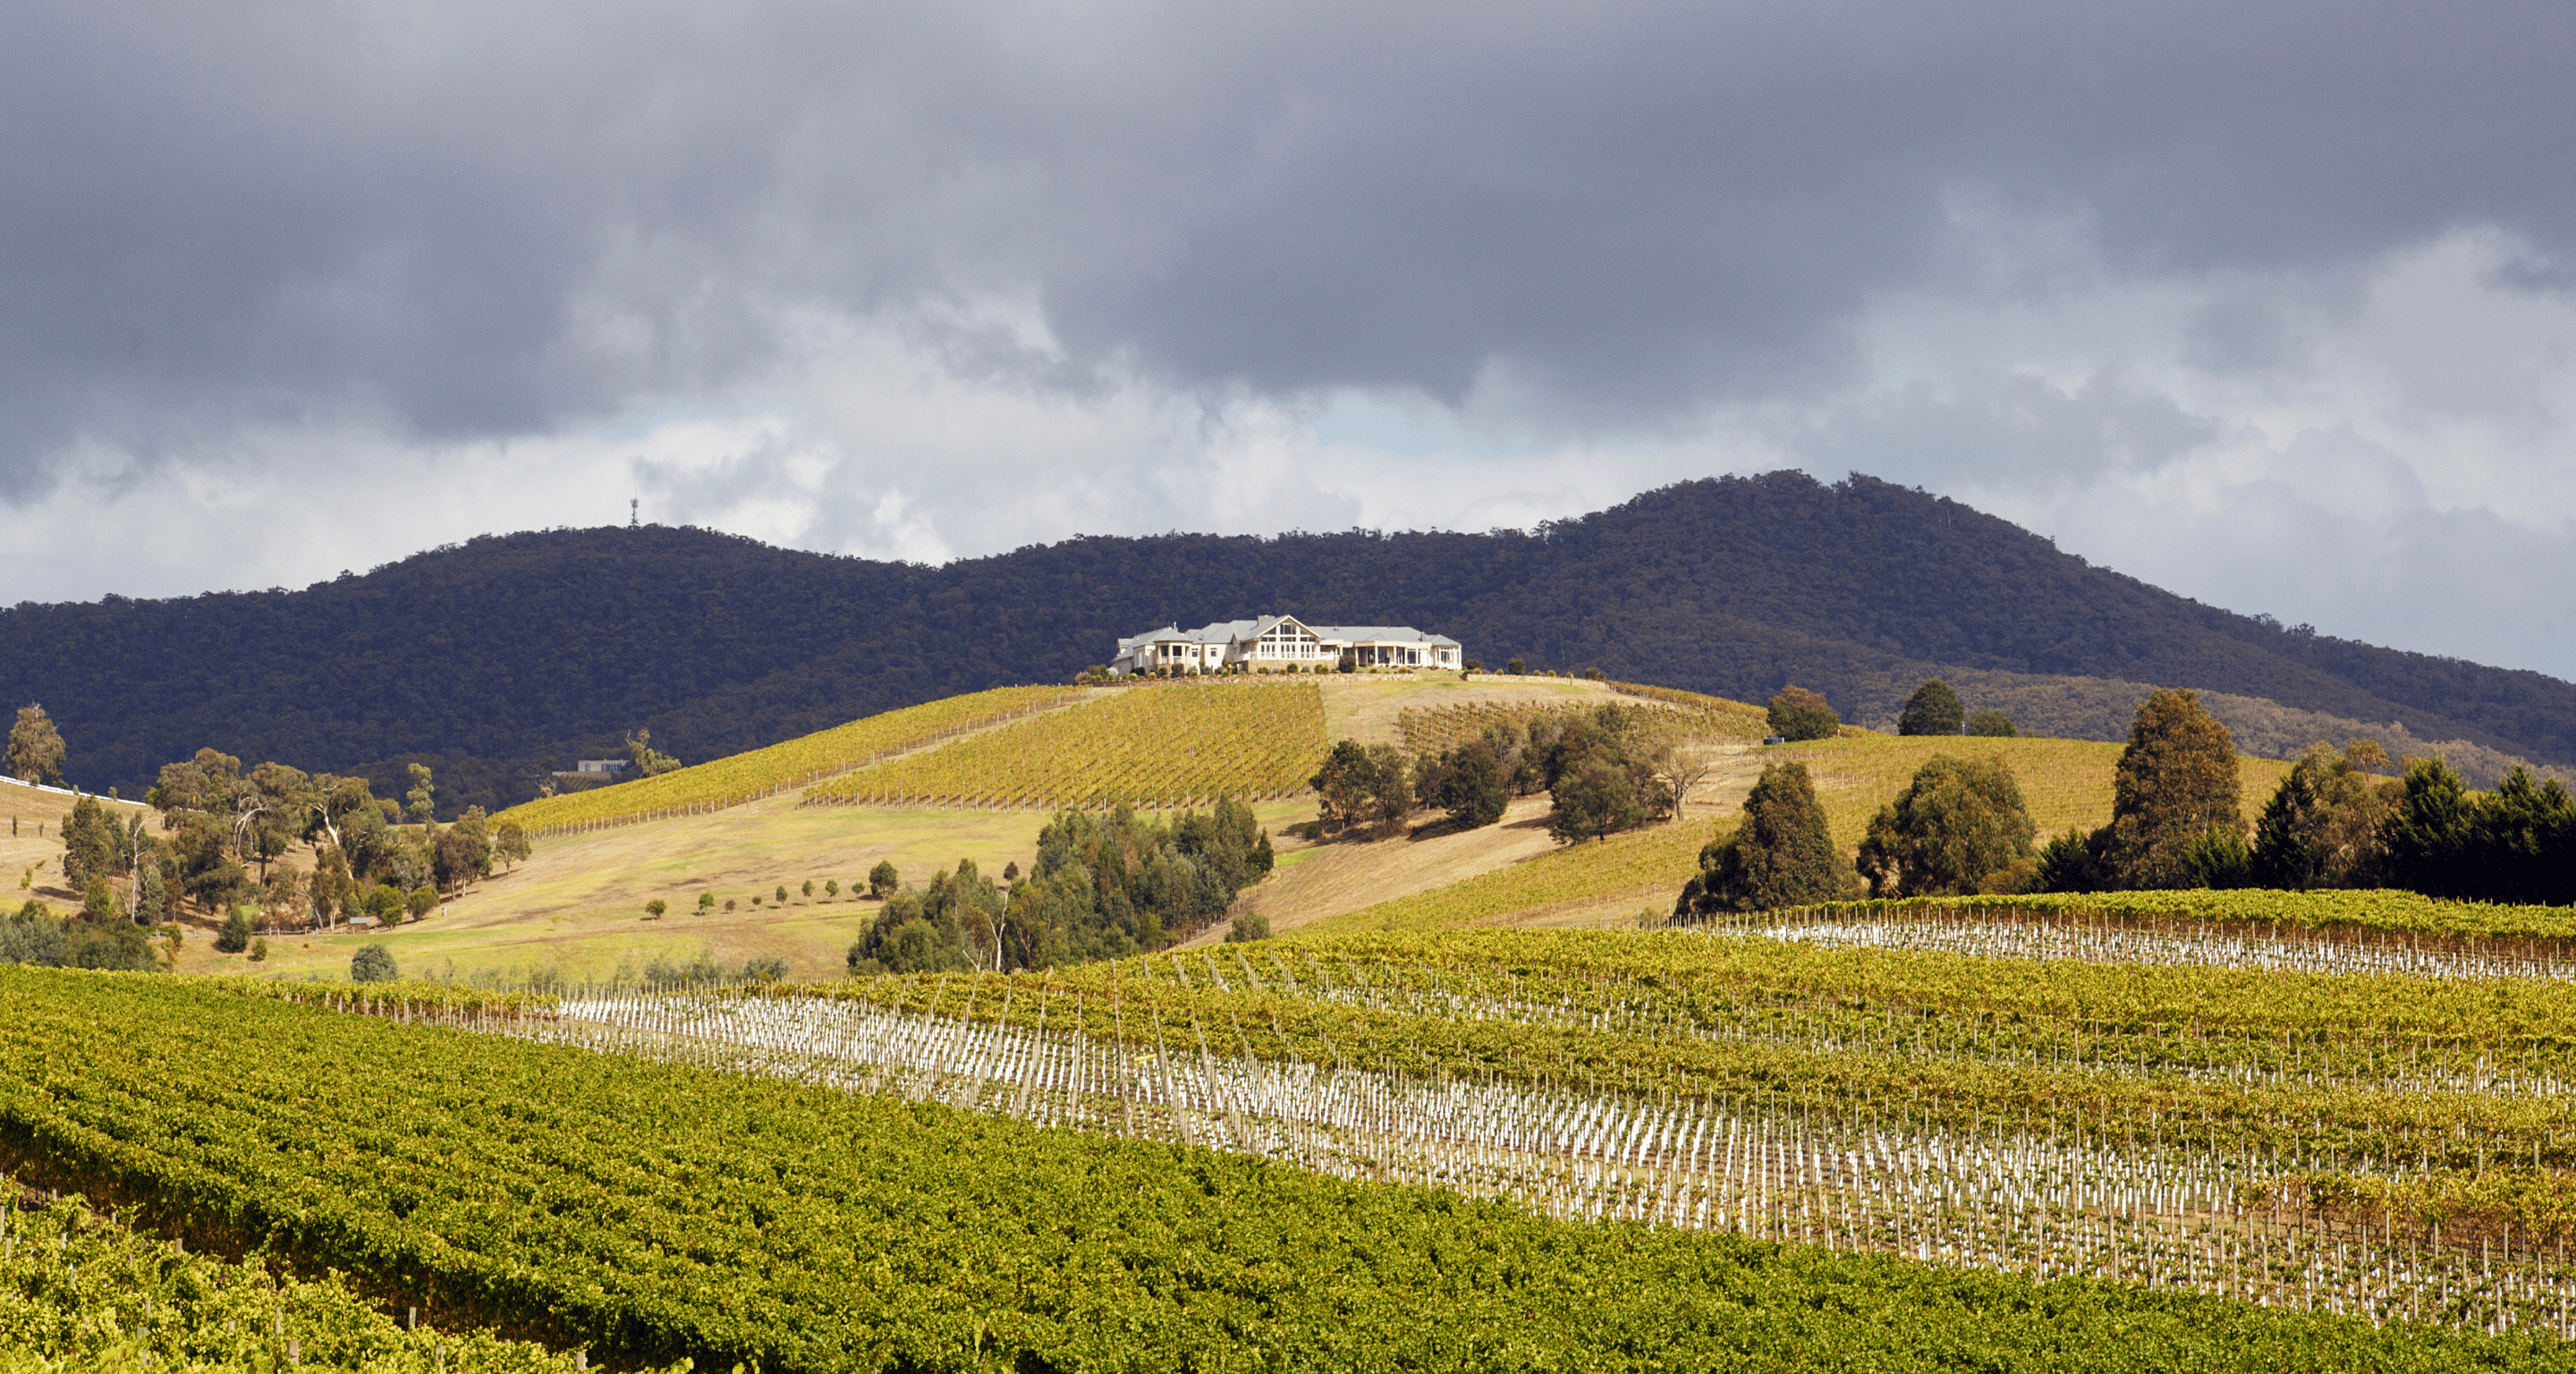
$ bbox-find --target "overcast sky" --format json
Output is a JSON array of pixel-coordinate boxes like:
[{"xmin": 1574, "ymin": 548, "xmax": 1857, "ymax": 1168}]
[{"xmin": 5, "ymin": 1, "xmax": 2572, "ymax": 677}]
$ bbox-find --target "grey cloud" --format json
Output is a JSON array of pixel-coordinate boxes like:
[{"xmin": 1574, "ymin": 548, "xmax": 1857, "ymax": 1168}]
[
  {"xmin": 1792, "ymin": 373, "xmax": 2217, "ymax": 489},
  {"xmin": 5, "ymin": 0, "xmax": 2572, "ymax": 484}
]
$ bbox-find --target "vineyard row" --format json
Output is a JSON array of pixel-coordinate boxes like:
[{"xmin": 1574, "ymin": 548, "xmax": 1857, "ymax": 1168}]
[{"xmin": 502, "ymin": 985, "xmax": 2576, "ymax": 1338}]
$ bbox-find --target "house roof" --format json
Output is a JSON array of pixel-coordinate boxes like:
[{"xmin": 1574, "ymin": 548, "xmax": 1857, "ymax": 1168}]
[
  {"xmin": 1305, "ymin": 625, "xmax": 1460, "ymax": 647},
  {"xmin": 1115, "ymin": 615, "xmax": 1459, "ymax": 651}
]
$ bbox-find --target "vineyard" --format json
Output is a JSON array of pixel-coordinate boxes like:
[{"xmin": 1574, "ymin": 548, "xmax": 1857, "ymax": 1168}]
[
  {"xmin": 496, "ymin": 685, "xmax": 1081, "ymax": 835},
  {"xmin": 0, "ymin": 1182, "xmax": 620, "ymax": 1371},
  {"xmin": 1397, "ymin": 693, "xmax": 1766, "ymax": 757},
  {"xmin": 1717, "ymin": 889, "xmax": 2576, "ymax": 944},
  {"xmin": 7, "ymin": 967, "xmax": 2576, "ymax": 1371},
  {"xmin": 805, "ymin": 682, "xmax": 1329, "ymax": 811},
  {"xmin": 555, "ymin": 913, "xmax": 2576, "ymax": 1338},
  {"xmin": 1606, "ymin": 680, "xmax": 1775, "ymax": 737}
]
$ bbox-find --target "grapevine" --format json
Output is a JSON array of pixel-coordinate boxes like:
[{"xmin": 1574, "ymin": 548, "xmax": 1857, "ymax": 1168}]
[
  {"xmin": 496, "ymin": 685, "xmax": 1082, "ymax": 835},
  {"xmin": 805, "ymin": 681, "xmax": 1328, "ymax": 811}
]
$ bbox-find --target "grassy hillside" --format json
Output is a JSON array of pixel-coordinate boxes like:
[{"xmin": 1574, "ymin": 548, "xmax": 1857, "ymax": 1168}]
[
  {"xmin": 496, "ymin": 685, "xmax": 1080, "ymax": 833},
  {"xmin": 806, "ymin": 682, "xmax": 1328, "ymax": 810}
]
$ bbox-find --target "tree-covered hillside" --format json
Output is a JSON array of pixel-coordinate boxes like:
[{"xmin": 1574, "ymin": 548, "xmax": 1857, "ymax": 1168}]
[{"xmin": 4, "ymin": 471, "xmax": 2568, "ymax": 815}]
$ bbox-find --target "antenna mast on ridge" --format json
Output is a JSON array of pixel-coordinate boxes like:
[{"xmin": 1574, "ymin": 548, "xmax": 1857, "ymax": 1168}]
[{"xmin": 629, "ymin": 497, "xmax": 639, "ymax": 530}]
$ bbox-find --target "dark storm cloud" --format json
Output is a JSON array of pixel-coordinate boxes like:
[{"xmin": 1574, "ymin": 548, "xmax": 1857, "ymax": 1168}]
[{"xmin": 3, "ymin": 0, "xmax": 2569, "ymax": 479}]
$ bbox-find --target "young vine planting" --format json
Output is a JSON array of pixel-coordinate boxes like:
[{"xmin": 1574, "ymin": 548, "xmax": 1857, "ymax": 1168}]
[{"xmin": 460, "ymin": 907, "xmax": 2576, "ymax": 1343}]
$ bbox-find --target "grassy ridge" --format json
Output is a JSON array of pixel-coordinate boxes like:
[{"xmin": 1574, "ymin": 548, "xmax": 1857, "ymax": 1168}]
[
  {"xmin": 496, "ymin": 686, "xmax": 1080, "ymax": 832},
  {"xmin": 807, "ymin": 682, "xmax": 1328, "ymax": 810},
  {"xmin": 2, "ymin": 967, "xmax": 2567, "ymax": 1372}
]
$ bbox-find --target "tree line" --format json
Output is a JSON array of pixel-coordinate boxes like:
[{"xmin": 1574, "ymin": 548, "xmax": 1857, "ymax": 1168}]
[
  {"xmin": 1311, "ymin": 702, "xmax": 1719, "ymax": 848},
  {"xmin": 846, "ymin": 798, "xmax": 1276, "ymax": 975},
  {"xmin": 1674, "ymin": 686, "xmax": 2576, "ymax": 916}
]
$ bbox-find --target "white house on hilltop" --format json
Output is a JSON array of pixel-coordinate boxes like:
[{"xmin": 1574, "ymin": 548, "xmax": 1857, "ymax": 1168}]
[{"xmin": 1110, "ymin": 615, "xmax": 1462, "ymax": 676}]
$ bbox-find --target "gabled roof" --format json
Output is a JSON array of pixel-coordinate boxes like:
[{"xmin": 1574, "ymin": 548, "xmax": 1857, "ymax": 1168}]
[{"xmin": 1115, "ymin": 625, "xmax": 1195, "ymax": 649}]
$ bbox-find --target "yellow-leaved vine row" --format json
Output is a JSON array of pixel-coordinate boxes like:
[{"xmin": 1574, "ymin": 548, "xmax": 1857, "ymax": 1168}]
[
  {"xmin": 496, "ymin": 685, "xmax": 1083, "ymax": 835},
  {"xmin": 803, "ymin": 682, "xmax": 1329, "ymax": 812}
]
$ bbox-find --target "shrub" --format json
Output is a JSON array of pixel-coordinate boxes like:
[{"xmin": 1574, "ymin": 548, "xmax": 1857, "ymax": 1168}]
[
  {"xmin": 2034, "ymin": 827, "xmax": 2117, "ymax": 894},
  {"xmin": 215, "ymin": 906, "xmax": 252, "ymax": 954},
  {"xmin": 350, "ymin": 945, "xmax": 397, "ymax": 982},
  {"xmin": 697, "ymin": 892, "xmax": 716, "ymax": 913},
  {"xmin": 2185, "ymin": 825, "xmax": 2254, "ymax": 889},
  {"xmin": 824, "ymin": 879, "xmax": 840, "ymax": 899},
  {"xmin": 250, "ymin": 937, "xmax": 268, "ymax": 962},
  {"xmin": 81, "ymin": 877, "xmax": 121, "ymax": 923},
  {"xmin": 1766, "ymin": 685, "xmax": 1840, "ymax": 742},
  {"xmin": 645, "ymin": 899, "xmax": 668, "ymax": 920},
  {"xmin": 0, "ymin": 903, "xmax": 65, "ymax": 966},
  {"xmin": 64, "ymin": 920, "xmax": 156, "ymax": 971},
  {"xmin": 1507, "ymin": 658, "xmax": 1527, "ymax": 675},
  {"xmin": 775, "ymin": 884, "xmax": 790, "ymax": 905},
  {"xmin": 1224, "ymin": 911, "xmax": 1273, "ymax": 942}
]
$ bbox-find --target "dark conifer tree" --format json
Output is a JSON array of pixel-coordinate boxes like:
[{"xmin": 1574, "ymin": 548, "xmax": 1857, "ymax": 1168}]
[{"xmin": 1674, "ymin": 762, "xmax": 1857, "ymax": 914}]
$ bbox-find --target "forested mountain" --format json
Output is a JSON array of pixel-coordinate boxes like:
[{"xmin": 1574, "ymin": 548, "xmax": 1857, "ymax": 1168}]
[{"xmin": 6, "ymin": 471, "xmax": 2570, "ymax": 816}]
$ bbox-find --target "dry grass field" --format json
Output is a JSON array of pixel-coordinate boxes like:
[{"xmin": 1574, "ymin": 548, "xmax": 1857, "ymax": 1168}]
[{"xmin": 0, "ymin": 778, "xmax": 152, "ymax": 910}]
